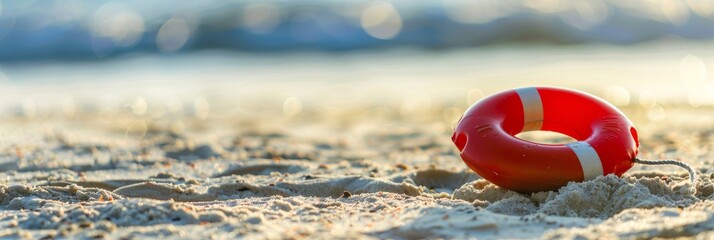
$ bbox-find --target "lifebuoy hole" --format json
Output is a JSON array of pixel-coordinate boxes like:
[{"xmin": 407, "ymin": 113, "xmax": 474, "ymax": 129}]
[{"xmin": 515, "ymin": 130, "xmax": 577, "ymax": 144}]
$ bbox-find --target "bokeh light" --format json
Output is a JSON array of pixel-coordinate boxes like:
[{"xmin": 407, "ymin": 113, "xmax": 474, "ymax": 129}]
[
  {"xmin": 360, "ymin": 1, "xmax": 402, "ymax": 40},
  {"xmin": 444, "ymin": 0, "xmax": 506, "ymax": 24},
  {"xmin": 638, "ymin": 90, "xmax": 657, "ymax": 109},
  {"xmin": 680, "ymin": 54, "xmax": 713, "ymax": 107},
  {"xmin": 193, "ymin": 98, "xmax": 210, "ymax": 120},
  {"xmin": 241, "ymin": 3, "xmax": 282, "ymax": 34},
  {"xmin": 604, "ymin": 86, "xmax": 631, "ymax": 107},
  {"xmin": 283, "ymin": 97, "xmax": 303, "ymax": 118},
  {"xmin": 156, "ymin": 18, "xmax": 191, "ymax": 52}
]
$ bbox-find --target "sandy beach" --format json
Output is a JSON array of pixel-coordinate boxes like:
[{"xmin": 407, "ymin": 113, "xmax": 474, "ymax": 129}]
[{"xmin": 2, "ymin": 44, "xmax": 714, "ymax": 239}]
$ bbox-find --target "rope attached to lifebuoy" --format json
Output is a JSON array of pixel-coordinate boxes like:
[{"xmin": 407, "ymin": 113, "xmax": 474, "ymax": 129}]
[{"xmin": 633, "ymin": 157, "xmax": 698, "ymax": 193}]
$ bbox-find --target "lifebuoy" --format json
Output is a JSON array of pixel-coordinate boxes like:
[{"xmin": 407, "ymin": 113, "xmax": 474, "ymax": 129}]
[{"xmin": 452, "ymin": 87, "xmax": 639, "ymax": 193}]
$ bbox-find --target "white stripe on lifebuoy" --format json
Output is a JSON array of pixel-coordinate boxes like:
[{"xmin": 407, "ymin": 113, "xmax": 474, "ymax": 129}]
[
  {"xmin": 566, "ymin": 141, "xmax": 604, "ymax": 180},
  {"xmin": 515, "ymin": 87, "xmax": 543, "ymax": 132}
]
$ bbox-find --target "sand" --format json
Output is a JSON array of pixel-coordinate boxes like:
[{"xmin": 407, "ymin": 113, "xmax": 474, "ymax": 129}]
[
  {"xmin": 3, "ymin": 45, "xmax": 714, "ymax": 239},
  {"xmin": 1, "ymin": 113, "xmax": 713, "ymax": 239}
]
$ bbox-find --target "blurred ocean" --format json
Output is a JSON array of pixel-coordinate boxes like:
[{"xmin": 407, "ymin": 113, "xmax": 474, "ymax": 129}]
[{"xmin": 2, "ymin": 0, "xmax": 714, "ymax": 61}]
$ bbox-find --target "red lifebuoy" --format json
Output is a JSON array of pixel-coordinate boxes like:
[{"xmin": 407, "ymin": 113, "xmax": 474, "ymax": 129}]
[{"xmin": 452, "ymin": 87, "xmax": 639, "ymax": 193}]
